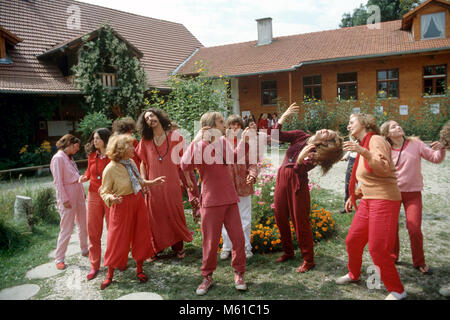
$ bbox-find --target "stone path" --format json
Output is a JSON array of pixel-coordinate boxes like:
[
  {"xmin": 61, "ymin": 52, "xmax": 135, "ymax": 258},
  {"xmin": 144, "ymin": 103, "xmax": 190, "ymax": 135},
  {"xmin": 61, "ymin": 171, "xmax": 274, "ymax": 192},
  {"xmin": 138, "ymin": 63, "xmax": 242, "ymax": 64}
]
[{"xmin": 0, "ymin": 224, "xmax": 163, "ymax": 300}]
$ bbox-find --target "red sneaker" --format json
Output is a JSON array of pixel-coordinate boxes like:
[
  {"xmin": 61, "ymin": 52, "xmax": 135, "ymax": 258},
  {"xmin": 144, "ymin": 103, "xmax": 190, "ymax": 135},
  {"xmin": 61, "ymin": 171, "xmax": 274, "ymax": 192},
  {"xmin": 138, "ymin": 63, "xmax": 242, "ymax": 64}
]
[
  {"xmin": 56, "ymin": 262, "xmax": 66, "ymax": 270},
  {"xmin": 196, "ymin": 274, "xmax": 213, "ymax": 296},
  {"xmin": 100, "ymin": 277, "xmax": 113, "ymax": 290},
  {"xmin": 87, "ymin": 269, "xmax": 99, "ymax": 280},
  {"xmin": 296, "ymin": 261, "xmax": 315, "ymax": 273}
]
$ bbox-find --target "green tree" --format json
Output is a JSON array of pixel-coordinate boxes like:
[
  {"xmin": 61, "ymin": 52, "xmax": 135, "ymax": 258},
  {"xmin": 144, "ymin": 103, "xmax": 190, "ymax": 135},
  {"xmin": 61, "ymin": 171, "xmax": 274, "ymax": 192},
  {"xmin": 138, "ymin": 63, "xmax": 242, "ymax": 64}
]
[
  {"xmin": 72, "ymin": 24, "xmax": 148, "ymax": 118},
  {"xmin": 340, "ymin": 0, "xmax": 423, "ymax": 27},
  {"xmin": 145, "ymin": 61, "xmax": 233, "ymax": 136}
]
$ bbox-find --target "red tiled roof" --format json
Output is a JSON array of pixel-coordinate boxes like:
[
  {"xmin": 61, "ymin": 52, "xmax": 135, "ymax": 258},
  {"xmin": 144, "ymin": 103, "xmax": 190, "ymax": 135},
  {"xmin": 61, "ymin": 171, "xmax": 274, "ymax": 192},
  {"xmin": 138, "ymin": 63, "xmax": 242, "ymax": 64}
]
[
  {"xmin": 177, "ymin": 19, "xmax": 450, "ymax": 78},
  {"xmin": 0, "ymin": 0, "xmax": 203, "ymax": 93}
]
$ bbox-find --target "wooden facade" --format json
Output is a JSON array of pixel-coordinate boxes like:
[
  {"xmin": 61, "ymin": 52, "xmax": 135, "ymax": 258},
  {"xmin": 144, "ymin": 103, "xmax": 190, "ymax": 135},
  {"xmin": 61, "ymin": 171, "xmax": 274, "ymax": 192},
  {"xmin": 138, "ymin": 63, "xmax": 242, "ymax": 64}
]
[{"xmin": 237, "ymin": 50, "xmax": 450, "ymax": 118}]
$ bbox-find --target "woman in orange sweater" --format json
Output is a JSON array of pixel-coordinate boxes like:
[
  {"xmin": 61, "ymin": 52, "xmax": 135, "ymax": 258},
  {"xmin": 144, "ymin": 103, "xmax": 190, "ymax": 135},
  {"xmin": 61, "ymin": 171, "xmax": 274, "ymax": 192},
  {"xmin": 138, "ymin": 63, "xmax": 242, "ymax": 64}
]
[{"xmin": 336, "ymin": 114, "xmax": 406, "ymax": 300}]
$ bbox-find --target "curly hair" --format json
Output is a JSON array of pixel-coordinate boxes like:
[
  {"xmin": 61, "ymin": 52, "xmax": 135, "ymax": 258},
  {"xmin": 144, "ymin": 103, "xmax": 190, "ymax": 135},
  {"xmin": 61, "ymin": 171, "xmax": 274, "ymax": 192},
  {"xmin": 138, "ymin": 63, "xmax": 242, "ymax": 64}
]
[
  {"xmin": 84, "ymin": 128, "xmax": 112, "ymax": 155},
  {"xmin": 440, "ymin": 120, "xmax": 450, "ymax": 148},
  {"xmin": 106, "ymin": 134, "xmax": 134, "ymax": 162},
  {"xmin": 56, "ymin": 134, "xmax": 81, "ymax": 151},
  {"xmin": 351, "ymin": 113, "xmax": 380, "ymax": 135},
  {"xmin": 308, "ymin": 132, "xmax": 344, "ymax": 175},
  {"xmin": 136, "ymin": 108, "xmax": 172, "ymax": 140},
  {"xmin": 112, "ymin": 117, "xmax": 136, "ymax": 134}
]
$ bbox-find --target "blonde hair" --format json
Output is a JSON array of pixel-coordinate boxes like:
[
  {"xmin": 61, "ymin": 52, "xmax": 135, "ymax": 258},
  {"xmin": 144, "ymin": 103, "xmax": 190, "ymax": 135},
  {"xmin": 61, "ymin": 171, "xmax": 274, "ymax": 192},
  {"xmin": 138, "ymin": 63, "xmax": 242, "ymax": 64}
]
[
  {"xmin": 106, "ymin": 134, "xmax": 134, "ymax": 162},
  {"xmin": 380, "ymin": 120, "xmax": 419, "ymax": 146},
  {"xmin": 439, "ymin": 120, "xmax": 450, "ymax": 148},
  {"xmin": 200, "ymin": 111, "xmax": 223, "ymax": 128}
]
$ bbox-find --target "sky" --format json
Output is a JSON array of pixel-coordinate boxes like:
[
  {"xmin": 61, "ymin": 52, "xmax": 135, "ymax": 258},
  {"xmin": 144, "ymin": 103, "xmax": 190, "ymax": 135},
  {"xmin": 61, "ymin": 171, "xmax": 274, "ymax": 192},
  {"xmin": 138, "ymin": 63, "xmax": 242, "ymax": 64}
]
[{"xmin": 77, "ymin": 0, "xmax": 366, "ymax": 47}]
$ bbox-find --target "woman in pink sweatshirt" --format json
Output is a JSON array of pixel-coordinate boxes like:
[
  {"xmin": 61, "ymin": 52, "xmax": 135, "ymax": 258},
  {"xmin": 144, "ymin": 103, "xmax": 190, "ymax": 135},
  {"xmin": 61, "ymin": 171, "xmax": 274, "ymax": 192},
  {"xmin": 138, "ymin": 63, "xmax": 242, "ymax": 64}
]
[{"xmin": 380, "ymin": 120, "xmax": 446, "ymax": 275}]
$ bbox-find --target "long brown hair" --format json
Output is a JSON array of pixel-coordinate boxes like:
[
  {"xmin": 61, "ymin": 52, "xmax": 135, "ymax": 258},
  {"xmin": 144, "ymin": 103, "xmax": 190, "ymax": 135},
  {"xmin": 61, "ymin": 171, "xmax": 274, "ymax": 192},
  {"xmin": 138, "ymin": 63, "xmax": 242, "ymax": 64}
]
[
  {"xmin": 380, "ymin": 120, "xmax": 418, "ymax": 146},
  {"xmin": 308, "ymin": 133, "xmax": 344, "ymax": 175},
  {"xmin": 440, "ymin": 120, "xmax": 450, "ymax": 148},
  {"xmin": 136, "ymin": 108, "xmax": 172, "ymax": 140}
]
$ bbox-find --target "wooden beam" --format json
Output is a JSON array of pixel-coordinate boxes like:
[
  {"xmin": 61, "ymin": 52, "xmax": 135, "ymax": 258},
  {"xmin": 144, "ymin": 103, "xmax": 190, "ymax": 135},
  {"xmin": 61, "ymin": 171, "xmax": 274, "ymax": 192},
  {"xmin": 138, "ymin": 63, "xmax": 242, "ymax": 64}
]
[
  {"xmin": 288, "ymin": 71, "xmax": 293, "ymax": 105},
  {"xmin": 0, "ymin": 36, "xmax": 6, "ymax": 59}
]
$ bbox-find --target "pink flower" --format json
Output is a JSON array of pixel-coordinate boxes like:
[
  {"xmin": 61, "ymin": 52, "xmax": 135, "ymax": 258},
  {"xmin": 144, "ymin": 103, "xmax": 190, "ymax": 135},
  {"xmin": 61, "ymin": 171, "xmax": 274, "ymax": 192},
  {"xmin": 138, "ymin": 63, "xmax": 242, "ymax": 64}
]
[
  {"xmin": 254, "ymin": 189, "xmax": 262, "ymax": 196},
  {"xmin": 270, "ymin": 203, "xmax": 275, "ymax": 209},
  {"xmin": 258, "ymin": 201, "xmax": 265, "ymax": 205}
]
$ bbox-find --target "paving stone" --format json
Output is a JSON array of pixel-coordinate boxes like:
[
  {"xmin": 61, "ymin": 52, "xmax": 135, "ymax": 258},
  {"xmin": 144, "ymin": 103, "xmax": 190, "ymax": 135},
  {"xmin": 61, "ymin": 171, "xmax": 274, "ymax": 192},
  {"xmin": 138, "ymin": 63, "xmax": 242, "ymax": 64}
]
[
  {"xmin": 116, "ymin": 292, "xmax": 163, "ymax": 300},
  {"xmin": 48, "ymin": 244, "xmax": 81, "ymax": 259},
  {"xmin": 26, "ymin": 262, "xmax": 65, "ymax": 280},
  {"xmin": 0, "ymin": 284, "xmax": 40, "ymax": 300}
]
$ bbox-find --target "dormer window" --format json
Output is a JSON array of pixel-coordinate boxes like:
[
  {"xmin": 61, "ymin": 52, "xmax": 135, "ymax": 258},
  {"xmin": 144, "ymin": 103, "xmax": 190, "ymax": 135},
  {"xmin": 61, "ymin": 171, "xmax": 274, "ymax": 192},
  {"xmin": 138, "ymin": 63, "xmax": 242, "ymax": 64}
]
[{"xmin": 421, "ymin": 12, "xmax": 446, "ymax": 40}]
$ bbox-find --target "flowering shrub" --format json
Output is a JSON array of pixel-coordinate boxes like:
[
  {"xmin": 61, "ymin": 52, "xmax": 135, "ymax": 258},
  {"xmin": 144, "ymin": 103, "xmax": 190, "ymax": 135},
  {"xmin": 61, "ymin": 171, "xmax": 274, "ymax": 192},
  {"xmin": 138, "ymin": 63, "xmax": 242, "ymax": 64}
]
[
  {"xmin": 249, "ymin": 158, "xmax": 336, "ymax": 254},
  {"xmin": 18, "ymin": 140, "xmax": 54, "ymax": 167}
]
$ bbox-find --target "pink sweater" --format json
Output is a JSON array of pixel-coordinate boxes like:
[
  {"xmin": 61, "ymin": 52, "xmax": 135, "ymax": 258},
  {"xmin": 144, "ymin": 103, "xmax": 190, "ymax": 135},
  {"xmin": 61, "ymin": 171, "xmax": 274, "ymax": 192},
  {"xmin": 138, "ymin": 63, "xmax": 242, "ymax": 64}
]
[{"xmin": 392, "ymin": 139, "xmax": 446, "ymax": 192}]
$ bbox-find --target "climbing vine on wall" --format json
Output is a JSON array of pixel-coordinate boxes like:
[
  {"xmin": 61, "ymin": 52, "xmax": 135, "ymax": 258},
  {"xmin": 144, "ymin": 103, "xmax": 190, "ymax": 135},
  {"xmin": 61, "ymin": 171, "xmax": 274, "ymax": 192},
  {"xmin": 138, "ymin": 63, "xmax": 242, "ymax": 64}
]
[{"xmin": 72, "ymin": 24, "xmax": 147, "ymax": 118}]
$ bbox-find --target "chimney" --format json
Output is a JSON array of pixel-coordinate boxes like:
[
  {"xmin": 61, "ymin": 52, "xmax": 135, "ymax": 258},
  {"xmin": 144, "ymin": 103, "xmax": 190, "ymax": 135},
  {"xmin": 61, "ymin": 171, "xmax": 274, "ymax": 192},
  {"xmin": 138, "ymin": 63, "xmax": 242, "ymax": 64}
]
[{"xmin": 256, "ymin": 17, "xmax": 273, "ymax": 46}]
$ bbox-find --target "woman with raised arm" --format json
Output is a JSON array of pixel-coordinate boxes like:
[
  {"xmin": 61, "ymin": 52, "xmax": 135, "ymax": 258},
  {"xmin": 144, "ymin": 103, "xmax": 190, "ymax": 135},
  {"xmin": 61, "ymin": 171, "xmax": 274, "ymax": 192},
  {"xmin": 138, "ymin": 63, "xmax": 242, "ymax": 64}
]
[
  {"xmin": 336, "ymin": 114, "xmax": 406, "ymax": 300},
  {"xmin": 272, "ymin": 103, "xmax": 344, "ymax": 273},
  {"xmin": 181, "ymin": 111, "xmax": 250, "ymax": 296},
  {"xmin": 380, "ymin": 120, "xmax": 446, "ymax": 275}
]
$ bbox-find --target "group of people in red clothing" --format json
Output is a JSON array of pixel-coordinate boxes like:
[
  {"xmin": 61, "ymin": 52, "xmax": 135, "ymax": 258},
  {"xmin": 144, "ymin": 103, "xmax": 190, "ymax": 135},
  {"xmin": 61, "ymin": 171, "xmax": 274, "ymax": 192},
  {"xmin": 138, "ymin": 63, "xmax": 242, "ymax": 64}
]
[{"xmin": 49, "ymin": 102, "xmax": 449, "ymax": 299}]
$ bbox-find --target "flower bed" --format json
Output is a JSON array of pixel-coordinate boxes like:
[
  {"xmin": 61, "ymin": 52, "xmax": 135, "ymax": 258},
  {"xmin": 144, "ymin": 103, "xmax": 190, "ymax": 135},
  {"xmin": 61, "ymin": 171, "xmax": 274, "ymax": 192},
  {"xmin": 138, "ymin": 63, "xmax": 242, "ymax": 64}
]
[{"xmin": 249, "ymin": 159, "xmax": 336, "ymax": 254}]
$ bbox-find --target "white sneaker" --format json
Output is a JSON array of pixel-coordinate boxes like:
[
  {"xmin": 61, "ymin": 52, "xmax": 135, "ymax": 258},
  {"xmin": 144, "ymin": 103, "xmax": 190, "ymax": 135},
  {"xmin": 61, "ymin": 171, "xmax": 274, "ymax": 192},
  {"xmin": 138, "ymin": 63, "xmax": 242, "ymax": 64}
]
[
  {"xmin": 234, "ymin": 272, "xmax": 247, "ymax": 291},
  {"xmin": 385, "ymin": 291, "xmax": 407, "ymax": 300},
  {"xmin": 220, "ymin": 250, "xmax": 231, "ymax": 260},
  {"xmin": 335, "ymin": 273, "xmax": 358, "ymax": 285},
  {"xmin": 245, "ymin": 250, "xmax": 253, "ymax": 259}
]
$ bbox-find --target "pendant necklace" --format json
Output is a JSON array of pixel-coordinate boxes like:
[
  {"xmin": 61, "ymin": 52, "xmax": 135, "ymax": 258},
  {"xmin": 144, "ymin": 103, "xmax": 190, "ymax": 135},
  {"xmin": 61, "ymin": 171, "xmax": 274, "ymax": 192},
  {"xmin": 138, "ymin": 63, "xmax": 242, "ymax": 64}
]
[{"xmin": 153, "ymin": 131, "xmax": 169, "ymax": 161}]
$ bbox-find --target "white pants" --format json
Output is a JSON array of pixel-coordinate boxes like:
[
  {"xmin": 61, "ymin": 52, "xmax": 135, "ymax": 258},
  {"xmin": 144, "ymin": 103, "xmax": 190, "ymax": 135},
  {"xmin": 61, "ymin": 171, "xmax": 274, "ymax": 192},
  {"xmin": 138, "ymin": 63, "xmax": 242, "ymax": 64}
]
[{"xmin": 222, "ymin": 195, "xmax": 252, "ymax": 252}]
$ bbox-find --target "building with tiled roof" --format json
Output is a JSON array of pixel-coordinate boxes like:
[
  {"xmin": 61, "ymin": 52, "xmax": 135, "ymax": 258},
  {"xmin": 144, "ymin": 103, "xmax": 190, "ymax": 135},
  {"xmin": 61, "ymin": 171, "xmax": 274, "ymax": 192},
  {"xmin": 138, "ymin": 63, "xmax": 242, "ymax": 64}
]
[
  {"xmin": 0, "ymin": 0, "xmax": 202, "ymax": 93},
  {"xmin": 176, "ymin": 0, "xmax": 450, "ymax": 119}
]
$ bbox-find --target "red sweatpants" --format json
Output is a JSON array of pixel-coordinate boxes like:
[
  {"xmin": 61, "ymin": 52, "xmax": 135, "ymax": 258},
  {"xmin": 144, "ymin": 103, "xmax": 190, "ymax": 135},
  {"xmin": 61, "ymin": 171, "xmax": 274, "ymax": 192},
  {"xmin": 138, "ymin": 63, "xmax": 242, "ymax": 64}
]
[
  {"xmin": 200, "ymin": 203, "xmax": 246, "ymax": 277},
  {"xmin": 392, "ymin": 192, "xmax": 425, "ymax": 267},
  {"xmin": 274, "ymin": 167, "xmax": 314, "ymax": 264},
  {"xmin": 346, "ymin": 199, "xmax": 404, "ymax": 293},
  {"xmin": 103, "ymin": 193, "xmax": 154, "ymax": 268},
  {"xmin": 87, "ymin": 191, "xmax": 110, "ymax": 270}
]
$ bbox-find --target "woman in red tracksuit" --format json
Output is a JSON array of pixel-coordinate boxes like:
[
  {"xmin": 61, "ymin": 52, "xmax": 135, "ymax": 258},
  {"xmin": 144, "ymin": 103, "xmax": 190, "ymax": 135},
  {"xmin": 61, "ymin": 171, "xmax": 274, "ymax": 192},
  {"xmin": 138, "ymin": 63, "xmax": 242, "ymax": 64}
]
[
  {"xmin": 79, "ymin": 128, "xmax": 111, "ymax": 280},
  {"xmin": 272, "ymin": 103, "xmax": 343, "ymax": 273}
]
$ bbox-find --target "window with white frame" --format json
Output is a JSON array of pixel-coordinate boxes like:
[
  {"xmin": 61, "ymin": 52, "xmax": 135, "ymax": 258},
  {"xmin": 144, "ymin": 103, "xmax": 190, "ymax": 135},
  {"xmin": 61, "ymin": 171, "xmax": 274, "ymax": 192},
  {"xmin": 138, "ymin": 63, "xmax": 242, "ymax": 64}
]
[{"xmin": 421, "ymin": 12, "xmax": 446, "ymax": 40}]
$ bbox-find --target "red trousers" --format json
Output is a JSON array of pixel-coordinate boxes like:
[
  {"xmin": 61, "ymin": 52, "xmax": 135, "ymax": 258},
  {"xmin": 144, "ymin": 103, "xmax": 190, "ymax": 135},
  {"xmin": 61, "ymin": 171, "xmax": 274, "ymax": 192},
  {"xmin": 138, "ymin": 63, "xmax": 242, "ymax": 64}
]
[
  {"xmin": 200, "ymin": 203, "xmax": 246, "ymax": 277},
  {"xmin": 274, "ymin": 167, "xmax": 314, "ymax": 264},
  {"xmin": 346, "ymin": 199, "xmax": 404, "ymax": 293},
  {"xmin": 87, "ymin": 191, "xmax": 110, "ymax": 270},
  {"xmin": 392, "ymin": 192, "xmax": 425, "ymax": 267},
  {"xmin": 103, "ymin": 193, "xmax": 154, "ymax": 268}
]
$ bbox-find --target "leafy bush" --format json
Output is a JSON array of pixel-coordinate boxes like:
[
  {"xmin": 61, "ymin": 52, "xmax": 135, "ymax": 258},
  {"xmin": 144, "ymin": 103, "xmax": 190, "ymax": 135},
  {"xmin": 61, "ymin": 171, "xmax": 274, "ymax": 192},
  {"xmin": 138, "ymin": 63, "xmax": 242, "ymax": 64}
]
[
  {"xmin": 146, "ymin": 60, "xmax": 233, "ymax": 137},
  {"xmin": 277, "ymin": 91, "xmax": 449, "ymax": 141},
  {"xmin": 17, "ymin": 141, "xmax": 54, "ymax": 167},
  {"xmin": 76, "ymin": 111, "xmax": 113, "ymax": 141},
  {"xmin": 32, "ymin": 188, "xmax": 59, "ymax": 225}
]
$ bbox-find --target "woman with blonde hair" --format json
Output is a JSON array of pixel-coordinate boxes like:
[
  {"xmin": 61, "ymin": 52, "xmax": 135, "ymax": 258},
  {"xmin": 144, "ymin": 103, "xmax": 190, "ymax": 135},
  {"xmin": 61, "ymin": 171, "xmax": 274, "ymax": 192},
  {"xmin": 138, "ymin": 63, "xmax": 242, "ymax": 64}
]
[
  {"xmin": 380, "ymin": 120, "xmax": 446, "ymax": 275},
  {"xmin": 99, "ymin": 134, "xmax": 165, "ymax": 290},
  {"xmin": 336, "ymin": 113, "xmax": 406, "ymax": 300},
  {"xmin": 271, "ymin": 103, "xmax": 344, "ymax": 273},
  {"xmin": 50, "ymin": 134, "xmax": 88, "ymax": 270}
]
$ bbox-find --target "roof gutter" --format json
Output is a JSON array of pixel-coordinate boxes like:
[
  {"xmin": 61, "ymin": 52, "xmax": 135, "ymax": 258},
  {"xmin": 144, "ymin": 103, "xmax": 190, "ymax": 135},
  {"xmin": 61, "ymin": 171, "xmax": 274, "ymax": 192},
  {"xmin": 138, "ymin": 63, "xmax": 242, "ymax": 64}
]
[{"xmin": 215, "ymin": 46, "xmax": 450, "ymax": 78}]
